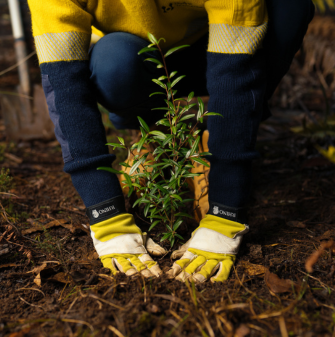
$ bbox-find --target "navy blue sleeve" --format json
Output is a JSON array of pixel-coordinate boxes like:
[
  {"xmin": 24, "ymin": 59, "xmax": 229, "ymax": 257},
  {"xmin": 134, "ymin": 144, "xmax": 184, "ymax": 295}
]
[
  {"xmin": 206, "ymin": 50, "xmax": 267, "ymax": 208},
  {"xmin": 41, "ymin": 61, "xmax": 122, "ymax": 207}
]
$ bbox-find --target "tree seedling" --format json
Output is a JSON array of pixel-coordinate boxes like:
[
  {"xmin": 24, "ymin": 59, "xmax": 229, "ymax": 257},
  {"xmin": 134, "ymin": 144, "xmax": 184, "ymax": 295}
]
[{"xmin": 99, "ymin": 33, "xmax": 221, "ymax": 246}]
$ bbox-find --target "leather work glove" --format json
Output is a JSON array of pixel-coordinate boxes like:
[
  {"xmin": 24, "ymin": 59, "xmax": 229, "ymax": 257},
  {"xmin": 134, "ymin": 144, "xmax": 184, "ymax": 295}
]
[
  {"xmin": 88, "ymin": 197, "xmax": 166, "ymax": 278},
  {"xmin": 167, "ymin": 203, "xmax": 248, "ymax": 283}
]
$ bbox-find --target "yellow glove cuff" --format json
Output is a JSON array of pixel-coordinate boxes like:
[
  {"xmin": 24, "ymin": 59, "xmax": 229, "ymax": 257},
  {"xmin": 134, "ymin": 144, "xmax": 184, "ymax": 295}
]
[
  {"xmin": 90, "ymin": 213, "xmax": 141, "ymax": 242},
  {"xmin": 195, "ymin": 214, "xmax": 247, "ymax": 239}
]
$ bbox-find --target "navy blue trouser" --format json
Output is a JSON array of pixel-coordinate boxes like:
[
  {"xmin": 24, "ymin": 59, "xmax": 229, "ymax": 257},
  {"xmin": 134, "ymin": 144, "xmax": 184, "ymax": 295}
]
[{"xmin": 86, "ymin": 0, "xmax": 314, "ymax": 211}]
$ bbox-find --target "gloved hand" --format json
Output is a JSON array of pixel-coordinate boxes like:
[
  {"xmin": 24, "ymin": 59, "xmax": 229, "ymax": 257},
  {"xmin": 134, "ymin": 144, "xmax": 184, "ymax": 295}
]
[
  {"xmin": 167, "ymin": 212, "xmax": 248, "ymax": 283},
  {"xmin": 90, "ymin": 212, "xmax": 166, "ymax": 277}
]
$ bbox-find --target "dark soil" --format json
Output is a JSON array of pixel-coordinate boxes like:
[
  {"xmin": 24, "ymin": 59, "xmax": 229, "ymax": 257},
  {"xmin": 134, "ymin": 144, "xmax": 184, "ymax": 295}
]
[
  {"xmin": 1, "ymin": 104, "xmax": 335, "ymax": 337},
  {"xmin": 1, "ymin": 12, "xmax": 335, "ymax": 337}
]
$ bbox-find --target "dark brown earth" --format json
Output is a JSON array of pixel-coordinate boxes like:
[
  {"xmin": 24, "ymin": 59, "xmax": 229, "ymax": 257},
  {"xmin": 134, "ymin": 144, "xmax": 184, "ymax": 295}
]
[{"xmin": 1, "ymin": 8, "xmax": 335, "ymax": 337}]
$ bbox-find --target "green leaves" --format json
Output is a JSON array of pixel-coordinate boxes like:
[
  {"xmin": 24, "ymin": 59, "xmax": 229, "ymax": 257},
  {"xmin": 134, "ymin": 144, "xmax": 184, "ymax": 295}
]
[
  {"xmin": 152, "ymin": 79, "xmax": 166, "ymax": 89},
  {"xmin": 149, "ymin": 130, "xmax": 167, "ymax": 139},
  {"xmin": 186, "ymin": 136, "xmax": 200, "ymax": 158},
  {"xmin": 129, "ymin": 157, "xmax": 145, "ymax": 175},
  {"xmin": 106, "ymin": 142, "xmax": 126, "ymax": 150},
  {"xmin": 137, "ymin": 116, "xmax": 150, "ymax": 132},
  {"xmin": 192, "ymin": 157, "xmax": 210, "ymax": 167},
  {"xmin": 147, "ymin": 32, "xmax": 158, "ymax": 45},
  {"xmin": 101, "ymin": 33, "xmax": 219, "ymax": 247},
  {"xmin": 164, "ymin": 45, "xmax": 190, "ymax": 57},
  {"xmin": 138, "ymin": 46, "xmax": 158, "ymax": 55},
  {"xmin": 149, "ymin": 92, "xmax": 165, "ymax": 97},
  {"xmin": 180, "ymin": 114, "xmax": 194, "ymax": 122},
  {"xmin": 117, "ymin": 137, "xmax": 125, "ymax": 145},
  {"xmin": 187, "ymin": 92, "xmax": 194, "ymax": 102},
  {"xmin": 97, "ymin": 167, "xmax": 121, "ymax": 174},
  {"xmin": 171, "ymin": 75, "xmax": 186, "ymax": 88},
  {"xmin": 145, "ymin": 58, "xmax": 163, "ymax": 68},
  {"xmin": 205, "ymin": 112, "xmax": 223, "ymax": 117},
  {"xmin": 137, "ymin": 135, "xmax": 147, "ymax": 153}
]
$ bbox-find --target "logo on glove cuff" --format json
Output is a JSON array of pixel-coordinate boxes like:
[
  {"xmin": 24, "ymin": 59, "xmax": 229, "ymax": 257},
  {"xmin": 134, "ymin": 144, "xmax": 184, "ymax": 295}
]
[
  {"xmin": 213, "ymin": 206, "xmax": 236, "ymax": 218},
  {"xmin": 92, "ymin": 210, "xmax": 99, "ymax": 218},
  {"xmin": 92, "ymin": 205, "xmax": 116, "ymax": 219}
]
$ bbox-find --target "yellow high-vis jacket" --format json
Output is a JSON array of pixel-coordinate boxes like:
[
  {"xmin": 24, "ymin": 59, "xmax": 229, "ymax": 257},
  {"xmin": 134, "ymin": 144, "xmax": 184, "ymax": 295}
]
[{"xmin": 28, "ymin": 0, "xmax": 268, "ymax": 64}]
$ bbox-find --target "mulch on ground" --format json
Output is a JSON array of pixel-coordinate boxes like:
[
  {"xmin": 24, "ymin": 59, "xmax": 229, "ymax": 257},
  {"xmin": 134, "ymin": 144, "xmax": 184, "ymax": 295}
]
[{"xmin": 0, "ymin": 103, "xmax": 335, "ymax": 336}]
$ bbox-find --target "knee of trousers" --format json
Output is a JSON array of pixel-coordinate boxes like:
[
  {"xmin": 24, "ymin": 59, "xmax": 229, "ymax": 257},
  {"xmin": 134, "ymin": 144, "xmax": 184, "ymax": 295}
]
[
  {"xmin": 89, "ymin": 32, "xmax": 151, "ymax": 111},
  {"xmin": 291, "ymin": 0, "xmax": 315, "ymax": 34},
  {"xmin": 266, "ymin": 0, "xmax": 315, "ymax": 54}
]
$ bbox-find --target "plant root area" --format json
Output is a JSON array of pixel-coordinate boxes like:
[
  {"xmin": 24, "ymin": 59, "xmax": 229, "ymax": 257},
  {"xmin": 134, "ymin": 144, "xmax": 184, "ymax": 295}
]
[{"xmin": 0, "ymin": 106, "xmax": 335, "ymax": 337}]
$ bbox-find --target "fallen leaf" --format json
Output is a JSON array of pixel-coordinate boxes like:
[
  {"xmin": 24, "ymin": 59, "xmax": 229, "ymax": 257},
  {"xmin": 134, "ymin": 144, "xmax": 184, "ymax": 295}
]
[
  {"xmin": 240, "ymin": 261, "xmax": 267, "ymax": 276},
  {"xmin": 287, "ymin": 221, "xmax": 306, "ymax": 228},
  {"xmin": 22, "ymin": 219, "xmax": 71, "ymax": 235},
  {"xmin": 27, "ymin": 263, "xmax": 47, "ymax": 287},
  {"xmin": 34, "ymin": 274, "xmax": 42, "ymax": 287},
  {"xmin": 48, "ymin": 272, "xmax": 72, "ymax": 284},
  {"xmin": 305, "ymin": 239, "xmax": 335, "ymax": 273},
  {"xmin": 265, "ymin": 270, "xmax": 294, "ymax": 294}
]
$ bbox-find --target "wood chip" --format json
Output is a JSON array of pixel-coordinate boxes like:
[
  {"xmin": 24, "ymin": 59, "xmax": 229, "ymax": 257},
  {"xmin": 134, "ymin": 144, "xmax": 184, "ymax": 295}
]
[
  {"xmin": 265, "ymin": 270, "xmax": 295, "ymax": 294},
  {"xmin": 48, "ymin": 272, "xmax": 72, "ymax": 284},
  {"xmin": 240, "ymin": 261, "xmax": 267, "ymax": 276},
  {"xmin": 22, "ymin": 219, "xmax": 73, "ymax": 235}
]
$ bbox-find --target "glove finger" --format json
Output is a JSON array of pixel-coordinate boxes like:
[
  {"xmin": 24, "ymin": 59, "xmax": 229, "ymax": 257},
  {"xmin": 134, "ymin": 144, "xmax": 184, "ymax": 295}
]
[
  {"xmin": 166, "ymin": 262, "xmax": 183, "ymax": 279},
  {"xmin": 140, "ymin": 268, "xmax": 155, "ymax": 278},
  {"xmin": 100, "ymin": 257, "xmax": 119, "ymax": 276},
  {"xmin": 210, "ymin": 258, "xmax": 235, "ymax": 283},
  {"xmin": 176, "ymin": 255, "xmax": 206, "ymax": 282},
  {"xmin": 127, "ymin": 255, "xmax": 148, "ymax": 272},
  {"xmin": 145, "ymin": 238, "xmax": 167, "ymax": 256},
  {"xmin": 138, "ymin": 253, "xmax": 163, "ymax": 277},
  {"xmin": 191, "ymin": 260, "xmax": 220, "ymax": 283},
  {"xmin": 166, "ymin": 251, "xmax": 195, "ymax": 279},
  {"xmin": 184, "ymin": 256, "xmax": 207, "ymax": 275},
  {"xmin": 171, "ymin": 240, "xmax": 191, "ymax": 259},
  {"xmin": 113, "ymin": 257, "xmax": 138, "ymax": 276}
]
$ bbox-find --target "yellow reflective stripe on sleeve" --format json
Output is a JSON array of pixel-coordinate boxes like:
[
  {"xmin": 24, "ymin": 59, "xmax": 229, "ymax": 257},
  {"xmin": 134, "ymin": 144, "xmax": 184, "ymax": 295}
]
[
  {"xmin": 34, "ymin": 31, "xmax": 91, "ymax": 64},
  {"xmin": 208, "ymin": 22, "xmax": 267, "ymax": 54}
]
